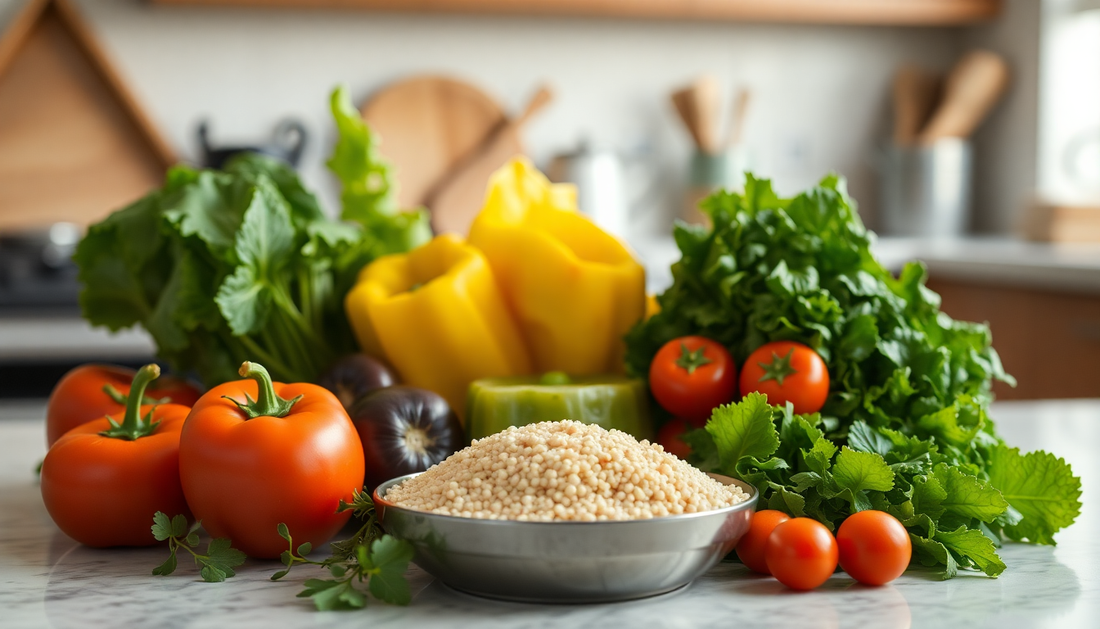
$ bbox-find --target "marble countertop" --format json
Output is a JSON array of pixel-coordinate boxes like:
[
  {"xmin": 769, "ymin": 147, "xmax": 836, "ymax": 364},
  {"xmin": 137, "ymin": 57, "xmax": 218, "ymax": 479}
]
[{"xmin": 3, "ymin": 399, "xmax": 1099, "ymax": 629}]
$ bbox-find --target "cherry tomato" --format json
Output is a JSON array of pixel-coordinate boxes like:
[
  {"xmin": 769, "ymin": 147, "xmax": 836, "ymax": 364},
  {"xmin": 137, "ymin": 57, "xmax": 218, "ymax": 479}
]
[
  {"xmin": 765, "ymin": 517, "xmax": 839, "ymax": 590},
  {"xmin": 735, "ymin": 509, "xmax": 792, "ymax": 574},
  {"xmin": 739, "ymin": 341, "xmax": 829, "ymax": 414},
  {"xmin": 649, "ymin": 336, "xmax": 737, "ymax": 425},
  {"xmin": 179, "ymin": 362, "xmax": 364, "ymax": 559},
  {"xmin": 837, "ymin": 510, "xmax": 912, "ymax": 585},
  {"xmin": 656, "ymin": 419, "xmax": 695, "ymax": 459},
  {"xmin": 46, "ymin": 364, "xmax": 202, "ymax": 447},
  {"xmin": 41, "ymin": 365, "xmax": 191, "ymax": 547}
]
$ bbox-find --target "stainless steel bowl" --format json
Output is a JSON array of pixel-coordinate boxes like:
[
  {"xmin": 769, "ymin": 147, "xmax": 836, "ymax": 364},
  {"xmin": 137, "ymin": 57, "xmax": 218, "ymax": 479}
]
[{"xmin": 373, "ymin": 472, "xmax": 758, "ymax": 603}]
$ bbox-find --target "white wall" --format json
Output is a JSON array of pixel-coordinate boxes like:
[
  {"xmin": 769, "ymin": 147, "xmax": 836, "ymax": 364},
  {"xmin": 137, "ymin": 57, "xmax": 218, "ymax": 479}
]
[
  {"xmin": 964, "ymin": 0, "xmax": 1042, "ymax": 234},
  {"xmin": 3, "ymin": 0, "xmax": 974, "ymax": 238},
  {"xmin": 1038, "ymin": 0, "xmax": 1100, "ymax": 207}
]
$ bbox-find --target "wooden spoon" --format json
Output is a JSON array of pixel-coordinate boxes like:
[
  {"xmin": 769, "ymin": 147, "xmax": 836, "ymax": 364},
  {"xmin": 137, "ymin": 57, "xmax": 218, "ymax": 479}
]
[
  {"xmin": 692, "ymin": 76, "xmax": 722, "ymax": 155},
  {"xmin": 425, "ymin": 85, "xmax": 554, "ymax": 235},
  {"xmin": 725, "ymin": 87, "xmax": 752, "ymax": 148},
  {"xmin": 671, "ymin": 86, "xmax": 704, "ymax": 151},
  {"xmin": 892, "ymin": 65, "xmax": 941, "ymax": 147},
  {"xmin": 671, "ymin": 76, "xmax": 722, "ymax": 154},
  {"xmin": 919, "ymin": 50, "xmax": 1009, "ymax": 144}
]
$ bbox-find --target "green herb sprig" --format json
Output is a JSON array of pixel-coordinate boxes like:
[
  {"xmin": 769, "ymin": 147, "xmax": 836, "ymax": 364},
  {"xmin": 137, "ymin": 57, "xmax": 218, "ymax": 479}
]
[
  {"xmin": 271, "ymin": 490, "xmax": 414, "ymax": 610},
  {"xmin": 151, "ymin": 512, "xmax": 247, "ymax": 582},
  {"xmin": 628, "ymin": 174, "xmax": 1082, "ymax": 578}
]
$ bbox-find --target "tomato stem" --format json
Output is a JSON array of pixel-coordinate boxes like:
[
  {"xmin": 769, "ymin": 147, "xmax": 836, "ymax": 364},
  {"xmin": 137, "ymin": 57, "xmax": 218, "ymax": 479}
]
[
  {"xmin": 757, "ymin": 349, "xmax": 798, "ymax": 386},
  {"xmin": 675, "ymin": 342, "xmax": 713, "ymax": 375},
  {"xmin": 225, "ymin": 361, "xmax": 303, "ymax": 419},
  {"xmin": 98, "ymin": 364, "xmax": 162, "ymax": 441}
]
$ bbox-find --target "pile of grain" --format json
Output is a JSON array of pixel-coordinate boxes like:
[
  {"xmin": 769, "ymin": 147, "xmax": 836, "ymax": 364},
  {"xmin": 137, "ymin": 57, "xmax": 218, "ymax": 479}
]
[{"xmin": 383, "ymin": 420, "xmax": 748, "ymax": 521}]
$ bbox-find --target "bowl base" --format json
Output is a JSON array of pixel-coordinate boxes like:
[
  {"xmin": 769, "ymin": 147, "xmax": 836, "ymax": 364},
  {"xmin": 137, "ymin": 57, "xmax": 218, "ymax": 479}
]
[{"xmin": 438, "ymin": 580, "xmax": 691, "ymax": 605}]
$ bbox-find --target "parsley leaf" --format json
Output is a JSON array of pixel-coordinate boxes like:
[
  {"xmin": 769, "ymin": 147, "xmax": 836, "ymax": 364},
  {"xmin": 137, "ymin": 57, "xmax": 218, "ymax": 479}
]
[
  {"xmin": 274, "ymin": 491, "xmax": 415, "ymax": 610},
  {"xmin": 150, "ymin": 512, "xmax": 246, "ymax": 582}
]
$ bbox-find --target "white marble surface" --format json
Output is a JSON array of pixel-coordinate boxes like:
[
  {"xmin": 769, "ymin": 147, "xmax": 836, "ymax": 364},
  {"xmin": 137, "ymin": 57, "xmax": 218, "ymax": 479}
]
[{"xmin": 2, "ymin": 399, "xmax": 1099, "ymax": 629}]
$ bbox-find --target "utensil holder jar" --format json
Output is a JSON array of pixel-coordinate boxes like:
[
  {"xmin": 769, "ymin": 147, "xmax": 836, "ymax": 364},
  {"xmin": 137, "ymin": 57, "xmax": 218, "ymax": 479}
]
[{"xmin": 879, "ymin": 138, "xmax": 972, "ymax": 237}]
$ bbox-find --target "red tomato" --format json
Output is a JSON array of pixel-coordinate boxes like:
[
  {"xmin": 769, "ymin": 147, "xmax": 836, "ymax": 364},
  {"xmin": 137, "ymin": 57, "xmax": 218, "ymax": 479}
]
[
  {"xmin": 739, "ymin": 341, "xmax": 829, "ymax": 414},
  {"xmin": 179, "ymin": 362, "xmax": 364, "ymax": 559},
  {"xmin": 46, "ymin": 364, "xmax": 202, "ymax": 447},
  {"xmin": 735, "ymin": 509, "xmax": 791, "ymax": 574},
  {"xmin": 649, "ymin": 336, "xmax": 737, "ymax": 424},
  {"xmin": 656, "ymin": 419, "xmax": 695, "ymax": 459},
  {"xmin": 837, "ymin": 510, "xmax": 912, "ymax": 586},
  {"xmin": 40, "ymin": 365, "xmax": 191, "ymax": 547},
  {"xmin": 765, "ymin": 517, "xmax": 839, "ymax": 590}
]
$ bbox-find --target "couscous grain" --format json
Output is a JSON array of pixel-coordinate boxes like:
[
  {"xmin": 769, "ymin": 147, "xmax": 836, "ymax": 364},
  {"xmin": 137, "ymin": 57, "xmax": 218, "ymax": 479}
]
[{"xmin": 383, "ymin": 420, "xmax": 748, "ymax": 521}]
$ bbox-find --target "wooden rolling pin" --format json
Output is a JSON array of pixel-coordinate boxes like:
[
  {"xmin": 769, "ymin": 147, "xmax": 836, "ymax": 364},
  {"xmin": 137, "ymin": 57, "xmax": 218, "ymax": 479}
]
[{"xmin": 919, "ymin": 50, "xmax": 1009, "ymax": 144}]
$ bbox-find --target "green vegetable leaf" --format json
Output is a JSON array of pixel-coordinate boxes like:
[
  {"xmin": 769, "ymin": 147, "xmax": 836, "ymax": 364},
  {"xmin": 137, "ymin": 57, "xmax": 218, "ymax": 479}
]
[
  {"xmin": 150, "ymin": 513, "xmax": 247, "ymax": 583},
  {"xmin": 988, "ymin": 445, "xmax": 1082, "ymax": 544},
  {"xmin": 152, "ymin": 553, "xmax": 178, "ymax": 577},
  {"xmin": 151, "ymin": 511, "xmax": 174, "ymax": 542},
  {"xmin": 910, "ymin": 534, "xmax": 958, "ymax": 580},
  {"xmin": 933, "ymin": 464, "xmax": 1009, "ymax": 524},
  {"xmin": 846, "ymin": 421, "xmax": 893, "ymax": 457},
  {"xmin": 368, "ymin": 536, "xmax": 414, "ymax": 605},
  {"xmin": 204, "ymin": 538, "xmax": 247, "ymax": 577},
  {"xmin": 705, "ymin": 393, "xmax": 780, "ymax": 474},
  {"xmin": 622, "ymin": 171, "xmax": 1072, "ymax": 579},
  {"xmin": 831, "ymin": 447, "xmax": 895, "ymax": 494},
  {"xmin": 934, "ymin": 526, "xmax": 1006, "ymax": 577}
]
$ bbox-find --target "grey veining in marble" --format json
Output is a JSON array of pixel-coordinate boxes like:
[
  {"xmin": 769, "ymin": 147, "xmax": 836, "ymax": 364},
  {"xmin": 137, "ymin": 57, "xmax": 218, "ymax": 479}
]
[{"xmin": 2, "ymin": 400, "xmax": 1099, "ymax": 629}]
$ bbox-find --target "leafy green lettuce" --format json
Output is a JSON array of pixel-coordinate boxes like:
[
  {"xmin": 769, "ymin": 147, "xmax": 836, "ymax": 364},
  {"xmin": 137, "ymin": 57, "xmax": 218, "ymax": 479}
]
[
  {"xmin": 628, "ymin": 175, "xmax": 1081, "ymax": 577},
  {"xmin": 75, "ymin": 86, "xmax": 430, "ymax": 386}
]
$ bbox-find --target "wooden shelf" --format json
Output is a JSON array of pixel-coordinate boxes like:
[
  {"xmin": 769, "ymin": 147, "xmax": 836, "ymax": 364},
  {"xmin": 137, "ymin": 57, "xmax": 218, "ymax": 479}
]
[{"xmin": 150, "ymin": 0, "xmax": 1003, "ymax": 26}]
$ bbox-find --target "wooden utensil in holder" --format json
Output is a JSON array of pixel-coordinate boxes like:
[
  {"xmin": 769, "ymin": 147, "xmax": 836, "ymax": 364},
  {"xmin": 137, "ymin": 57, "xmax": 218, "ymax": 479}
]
[{"xmin": 918, "ymin": 50, "xmax": 1009, "ymax": 145}]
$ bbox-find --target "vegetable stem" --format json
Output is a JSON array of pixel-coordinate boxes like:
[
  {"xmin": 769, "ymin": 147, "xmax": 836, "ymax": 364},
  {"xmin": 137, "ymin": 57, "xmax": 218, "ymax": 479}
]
[
  {"xmin": 98, "ymin": 364, "xmax": 161, "ymax": 440},
  {"xmin": 224, "ymin": 361, "xmax": 303, "ymax": 419}
]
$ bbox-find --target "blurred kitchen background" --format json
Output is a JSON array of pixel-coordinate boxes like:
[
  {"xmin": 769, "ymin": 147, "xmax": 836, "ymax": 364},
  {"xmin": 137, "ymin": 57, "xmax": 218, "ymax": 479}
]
[{"xmin": 1, "ymin": 0, "xmax": 1098, "ymax": 402}]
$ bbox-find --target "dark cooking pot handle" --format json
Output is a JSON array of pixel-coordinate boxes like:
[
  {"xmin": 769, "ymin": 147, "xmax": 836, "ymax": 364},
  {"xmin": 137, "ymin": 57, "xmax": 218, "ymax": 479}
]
[
  {"xmin": 273, "ymin": 119, "xmax": 308, "ymax": 167},
  {"xmin": 196, "ymin": 120, "xmax": 213, "ymax": 161}
]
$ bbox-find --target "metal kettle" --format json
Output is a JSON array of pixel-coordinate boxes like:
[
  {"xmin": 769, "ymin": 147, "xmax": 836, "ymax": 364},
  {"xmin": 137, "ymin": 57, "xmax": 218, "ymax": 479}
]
[{"xmin": 547, "ymin": 141, "xmax": 629, "ymax": 240}]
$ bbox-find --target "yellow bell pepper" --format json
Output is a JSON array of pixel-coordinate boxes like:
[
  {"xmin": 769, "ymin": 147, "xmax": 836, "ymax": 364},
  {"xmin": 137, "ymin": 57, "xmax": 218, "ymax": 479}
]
[
  {"xmin": 468, "ymin": 158, "xmax": 646, "ymax": 375},
  {"xmin": 344, "ymin": 234, "xmax": 532, "ymax": 417}
]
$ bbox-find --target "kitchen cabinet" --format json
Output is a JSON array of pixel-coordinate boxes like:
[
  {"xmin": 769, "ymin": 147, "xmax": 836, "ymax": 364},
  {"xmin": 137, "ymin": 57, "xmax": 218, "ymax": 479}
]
[
  {"xmin": 927, "ymin": 278, "xmax": 1100, "ymax": 400},
  {"xmin": 150, "ymin": 0, "xmax": 1002, "ymax": 26}
]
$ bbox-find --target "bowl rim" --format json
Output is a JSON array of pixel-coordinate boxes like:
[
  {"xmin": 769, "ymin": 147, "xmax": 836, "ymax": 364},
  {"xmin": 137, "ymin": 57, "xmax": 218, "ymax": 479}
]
[{"xmin": 372, "ymin": 471, "xmax": 759, "ymax": 527}]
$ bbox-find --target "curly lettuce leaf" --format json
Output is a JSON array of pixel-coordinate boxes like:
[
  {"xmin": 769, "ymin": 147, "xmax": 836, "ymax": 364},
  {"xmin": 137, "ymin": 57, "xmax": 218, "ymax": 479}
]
[
  {"xmin": 327, "ymin": 84, "xmax": 430, "ymax": 256},
  {"xmin": 633, "ymin": 174, "xmax": 1080, "ymax": 577},
  {"xmin": 988, "ymin": 445, "xmax": 1082, "ymax": 544}
]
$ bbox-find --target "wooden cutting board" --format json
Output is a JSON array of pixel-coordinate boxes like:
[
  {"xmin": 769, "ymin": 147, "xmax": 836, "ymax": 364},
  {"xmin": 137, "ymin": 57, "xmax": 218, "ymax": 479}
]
[
  {"xmin": 0, "ymin": 0, "xmax": 175, "ymax": 231},
  {"xmin": 361, "ymin": 75, "xmax": 508, "ymax": 210}
]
